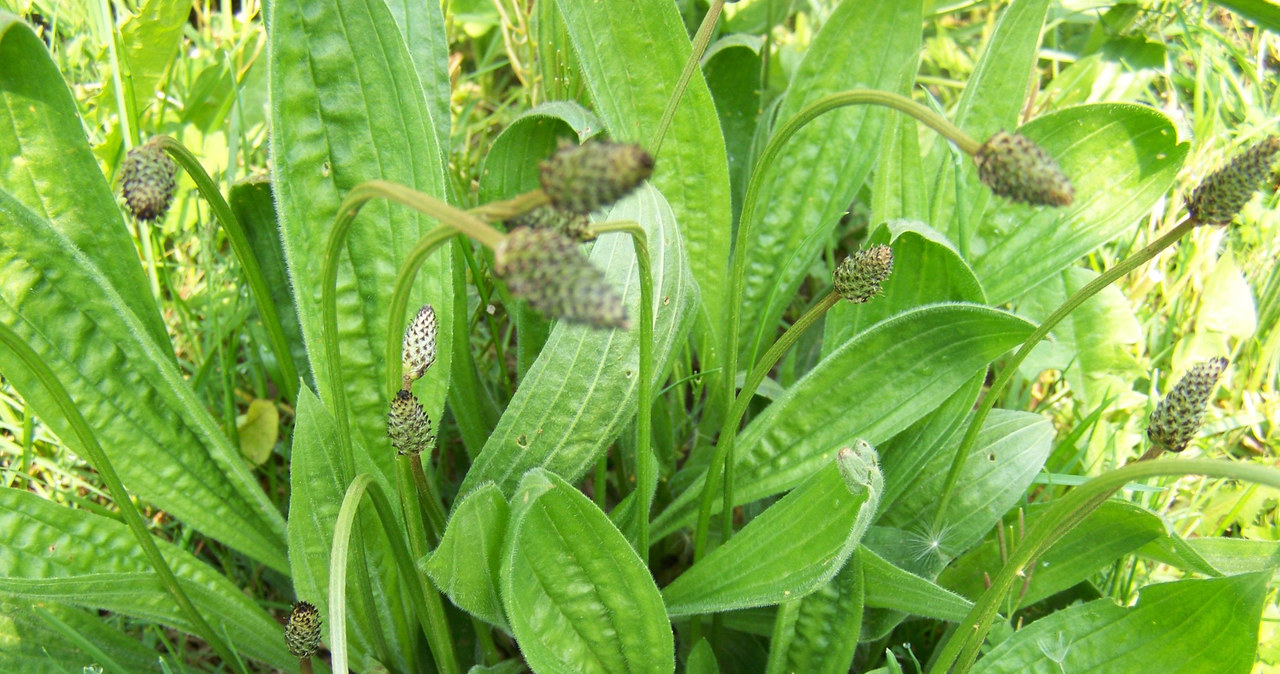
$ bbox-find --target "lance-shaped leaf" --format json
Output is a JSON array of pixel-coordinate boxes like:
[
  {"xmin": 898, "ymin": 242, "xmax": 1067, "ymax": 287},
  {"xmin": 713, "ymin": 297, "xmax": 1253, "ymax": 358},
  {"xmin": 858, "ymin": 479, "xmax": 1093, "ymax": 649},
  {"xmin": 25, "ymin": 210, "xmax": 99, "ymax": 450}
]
[
  {"xmin": 269, "ymin": 0, "xmax": 453, "ymax": 489},
  {"xmin": 773, "ymin": 551, "xmax": 865, "ymax": 674},
  {"xmin": 738, "ymin": 0, "xmax": 923, "ymax": 366},
  {"xmin": 461, "ymin": 184, "xmax": 698, "ymax": 496},
  {"xmin": 0, "ymin": 489, "xmax": 294, "ymax": 671},
  {"xmin": 501, "ymin": 469, "xmax": 673, "ymax": 674},
  {"xmin": 554, "ymin": 0, "xmax": 730, "ymax": 353},
  {"xmin": 0, "ymin": 600, "xmax": 166, "ymax": 674},
  {"xmin": 423, "ymin": 484, "xmax": 510, "ymax": 631},
  {"xmin": 973, "ymin": 573, "xmax": 1270, "ymax": 672},
  {"xmin": 663, "ymin": 445, "xmax": 881, "ymax": 616},
  {"xmin": 0, "ymin": 189, "xmax": 287, "ymax": 572},
  {"xmin": 654, "ymin": 303, "xmax": 1035, "ymax": 538}
]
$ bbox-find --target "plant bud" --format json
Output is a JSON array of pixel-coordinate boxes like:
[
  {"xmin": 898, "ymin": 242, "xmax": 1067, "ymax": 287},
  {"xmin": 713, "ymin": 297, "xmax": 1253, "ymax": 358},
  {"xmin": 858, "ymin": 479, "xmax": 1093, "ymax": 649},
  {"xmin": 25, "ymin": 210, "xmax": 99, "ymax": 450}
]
[
  {"xmin": 285, "ymin": 601, "xmax": 322, "ymax": 659},
  {"xmin": 539, "ymin": 140, "xmax": 654, "ymax": 214},
  {"xmin": 1186, "ymin": 136, "xmax": 1280, "ymax": 225},
  {"xmin": 974, "ymin": 131, "xmax": 1074, "ymax": 207},
  {"xmin": 119, "ymin": 138, "xmax": 178, "ymax": 222},
  {"xmin": 510, "ymin": 203, "xmax": 594, "ymax": 242},
  {"xmin": 494, "ymin": 226, "xmax": 629, "ymax": 329},
  {"xmin": 388, "ymin": 389, "xmax": 435, "ymax": 456},
  {"xmin": 1147, "ymin": 357, "xmax": 1228, "ymax": 454},
  {"xmin": 402, "ymin": 304, "xmax": 437, "ymax": 384},
  {"xmin": 833, "ymin": 244, "xmax": 894, "ymax": 303}
]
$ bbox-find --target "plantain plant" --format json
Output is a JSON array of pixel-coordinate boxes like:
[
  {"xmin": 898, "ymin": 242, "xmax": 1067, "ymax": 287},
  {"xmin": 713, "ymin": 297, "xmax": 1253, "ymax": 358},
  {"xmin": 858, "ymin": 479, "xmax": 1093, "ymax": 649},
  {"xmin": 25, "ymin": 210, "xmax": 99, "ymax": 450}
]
[{"xmin": 0, "ymin": 1, "xmax": 1277, "ymax": 673}]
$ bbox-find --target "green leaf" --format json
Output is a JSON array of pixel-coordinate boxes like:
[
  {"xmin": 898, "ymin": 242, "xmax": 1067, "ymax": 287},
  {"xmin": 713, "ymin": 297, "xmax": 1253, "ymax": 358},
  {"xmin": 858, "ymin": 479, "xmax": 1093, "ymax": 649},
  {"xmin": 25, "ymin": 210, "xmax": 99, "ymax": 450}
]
[
  {"xmin": 0, "ymin": 189, "xmax": 288, "ymax": 572},
  {"xmin": 940, "ymin": 501, "xmax": 1166, "ymax": 608},
  {"xmin": 0, "ymin": 489, "xmax": 294, "ymax": 671},
  {"xmin": 662, "ymin": 447, "xmax": 880, "ymax": 616},
  {"xmin": 383, "ymin": 0, "xmax": 451, "ymax": 153},
  {"xmin": 0, "ymin": 14, "xmax": 169, "ymax": 350},
  {"xmin": 1140, "ymin": 533, "xmax": 1280, "ymax": 578},
  {"xmin": 928, "ymin": 0, "xmax": 1051, "ymax": 244},
  {"xmin": 501, "ymin": 469, "xmax": 673, "ymax": 674},
  {"xmin": 554, "ymin": 0, "xmax": 731, "ymax": 343},
  {"xmin": 860, "ymin": 545, "xmax": 973, "ymax": 623},
  {"xmin": 871, "ymin": 102, "xmax": 929, "ymax": 223},
  {"xmin": 96, "ymin": 0, "xmax": 193, "ymax": 121},
  {"xmin": 461, "ymin": 184, "xmax": 698, "ymax": 495},
  {"xmin": 269, "ymin": 0, "xmax": 453, "ymax": 488},
  {"xmin": 972, "ymin": 573, "xmax": 1270, "ymax": 672},
  {"xmin": 424, "ymin": 484, "xmax": 511, "ymax": 630},
  {"xmin": 738, "ymin": 0, "xmax": 923, "ymax": 366},
  {"xmin": 877, "ymin": 375, "xmax": 984, "ymax": 514},
  {"xmin": 704, "ymin": 35, "xmax": 764, "ymax": 216},
  {"xmin": 0, "ymin": 600, "xmax": 164, "ymax": 674},
  {"xmin": 686, "ymin": 638, "xmax": 720, "ymax": 674},
  {"xmin": 1210, "ymin": 0, "xmax": 1280, "ymax": 33},
  {"xmin": 236, "ymin": 398, "xmax": 279, "ymax": 466},
  {"xmin": 879, "ymin": 410, "xmax": 1055, "ymax": 557},
  {"xmin": 974, "ymin": 104, "xmax": 1188, "ymax": 305},
  {"xmin": 823, "ymin": 224, "xmax": 985, "ymax": 355},
  {"xmin": 228, "ymin": 176, "xmax": 312, "ymax": 386},
  {"xmin": 775, "ymin": 551, "xmax": 865, "ymax": 674},
  {"xmin": 288, "ymin": 387, "xmax": 402, "ymax": 670},
  {"xmin": 654, "ymin": 303, "xmax": 1035, "ymax": 537}
]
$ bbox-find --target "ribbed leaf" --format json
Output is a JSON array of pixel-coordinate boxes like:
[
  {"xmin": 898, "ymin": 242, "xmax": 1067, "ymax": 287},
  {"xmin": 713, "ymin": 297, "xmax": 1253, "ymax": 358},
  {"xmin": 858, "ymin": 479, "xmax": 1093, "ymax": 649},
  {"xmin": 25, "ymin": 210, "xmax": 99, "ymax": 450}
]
[
  {"xmin": 739, "ymin": 0, "xmax": 923, "ymax": 365},
  {"xmin": 880, "ymin": 410, "xmax": 1054, "ymax": 557},
  {"xmin": 654, "ymin": 304, "xmax": 1035, "ymax": 537},
  {"xmin": 0, "ymin": 189, "xmax": 287, "ymax": 571},
  {"xmin": 0, "ymin": 14, "xmax": 168, "ymax": 349},
  {"xmin": 0, "ymin": 600, "xmax": 163, "ymax": 674},
  {"xmin": 704, "ymin": 35, "xmax": 764, "ymax": 215},
  {"xmin": 94, "ymin": 0, "xmax": 193, "ymax": 129},
  {"xmin": 940, "ymin": 501, "xmax": 1166, "ymax": 608},
  {"xmin": 973, "ymin": 573, "xmax": 1269, "ymax": 672},
  {"xmin": 461, "ymin": 184, "xmax": 698, "ymax": 495},
  {"xmin": 383, "ymin": 0, "xmax": 450, "ymax": 153},
  {"xmin": 860, "ymin": 545, "xmax": 973, "ymax": 623},
  {"xmin": 776, "ymin": 551, "xmax": 864, "ymax": 674},
  {"xmin": 269, "ymin": 0, "xmax": 453, "ymax": 488},
  {"xmin": 554, "ymin": 0, "xmax": 730, "ymax": 344},
  {"xmin": 501, "ymin": 469, "xmax": 673, "ymax": 674},
  {"xmin": 823, "ymin": 224, "xmax": 985, "ymax": 355},
  {"xmin": 662, "ymin": 450, "xmax": 879, "ymax": 616},
  {"xmin": 973, "ymin": 105, "xmax": 1187, "ymax": 304},
  {"xmin": 424, "ymin": 484, "xmax": 510, "ymax": 630},
  {"xmin": 0, "ymin": 489, "xmax": 294, "ymax": 670}
]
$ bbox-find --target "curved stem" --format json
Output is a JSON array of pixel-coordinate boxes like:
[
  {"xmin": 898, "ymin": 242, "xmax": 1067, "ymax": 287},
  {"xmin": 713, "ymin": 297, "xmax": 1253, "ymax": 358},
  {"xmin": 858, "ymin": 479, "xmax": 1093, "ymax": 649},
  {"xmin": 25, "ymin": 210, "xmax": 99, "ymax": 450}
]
[
  {"xmin": 154, "ymin": 135, "xmax": 300, "ymax": 404},
  {"xmin": 384, "ymin": 225, "xmax": 457, "ymax": 398},
  {"xmin": 0, "ymin": 323, "xmax": 247, "ymax": 674},
  {"xmin": 930, "ymin": 457, "xmax": 1280, "ymax": 674},
  {"xmin": 649, "ymin": 0, "xmax": 725, "ymax": 156},
  {"xmin": 697, "ymin": 292, "xmax": 841, "ymax": 561},
  {"xmin": 930, "ymin": 216, "xmax": 1198, "ymax": 531},
  {"xmin": 591, "ymin": 221, "xmax": 654, "ymax": 563},
  {"xmin": 467, "ymin": 188, "xmax": 550, "ymax": 222},
  {"xmin": 322, "ymin": 181, "xmax": 505, "ymax": 472},
  {"xmin": 329, "ymin": 474, "xmax": 460, "ymax": 674}
]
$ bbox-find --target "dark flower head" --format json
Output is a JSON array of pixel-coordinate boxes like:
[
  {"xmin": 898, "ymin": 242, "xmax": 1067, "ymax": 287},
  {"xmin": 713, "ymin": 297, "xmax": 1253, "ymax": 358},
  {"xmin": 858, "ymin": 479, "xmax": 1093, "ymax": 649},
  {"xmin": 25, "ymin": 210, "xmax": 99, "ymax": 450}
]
[
  {"xmin": 974, "ymin": 131, "xmax": 1074, "ymax": 207},
  {"xmin": 1186, "ymin": 136, "xmax": 1280, "ymax": 225},
  {"xmin": 494, "ymin": 226, "xmax": 628, "ymax": 329},
  {"xmin": 285, "ymin": 601, "xmax": 322, "ymax": 659},
  {"xmin": 1147, "ymin": 357, "xmax": 1228, "ymax": 454},
  {"xmin": 833, "ymin": 244, "xmax": 894, "ymax": 303},
  {"xmin": 119, "ymin": 138, "xmax": 178, "ymax": 222},
  {"xmin": 539, "ymin": 140, "xmax": 654, "ymax": 215}
]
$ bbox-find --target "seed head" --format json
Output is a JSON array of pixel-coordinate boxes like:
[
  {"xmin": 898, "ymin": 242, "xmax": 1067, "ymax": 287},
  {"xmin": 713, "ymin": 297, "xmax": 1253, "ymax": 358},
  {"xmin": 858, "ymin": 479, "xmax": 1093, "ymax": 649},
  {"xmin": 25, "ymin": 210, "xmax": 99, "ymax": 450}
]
[
  {"xmin": 1186, "ymin": 136, "xmax": 1280, "ymax": 225},
  {"xmin": 539, "ymin": 140, "xmax": 654, "ymax": 215},
  {"xmin": 974, "ymin": 131, "xmax": 1074, "ymax": 207},
  {"xmin": 402, "ymin": 304, "xmax": 438, "ymax": 384},
  {"xmin": 510, "ymin": 203, "xmax": 595, "ymax": 242},
  {"xmin": 494, "ymin": 226, "xmax": 629, "ymax": 329},
  {"xmin": 388, "ymin": 390, "xmax": 435, "ymax": 456},
  {"xmin": 1147, "ymin": 357, "xmax": 1228, "ymax": 454},
  {"xmin": 285, "ymin": 601, "xmax": 322, "ymax": 659},
  {"xmin": 119, "ymin": 138, "xmax": 178, "ymax": 222},
  {"xmin": 833, "ymin": 244, "xmax": 894, "ymax": 303}
]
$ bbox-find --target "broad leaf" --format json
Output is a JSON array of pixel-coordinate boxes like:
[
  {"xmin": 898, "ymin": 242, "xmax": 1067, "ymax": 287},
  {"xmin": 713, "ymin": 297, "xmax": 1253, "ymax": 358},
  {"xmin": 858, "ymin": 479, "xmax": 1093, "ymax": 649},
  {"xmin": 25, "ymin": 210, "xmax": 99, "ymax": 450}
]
[
  {"xmin": 973, "ymin": 573, "xmax": 1270, "ymax": 672},
  {"xmin": 973, "ymin": 104, "xmax": 1187, "ymax": 305},
  {"xmin": 940, "ymin": 501, "xmax": 1166, "ymax": 608},
  {"xmin": 775, "ymin": 551, "xmax": 865, "ymax": 674},
  {"xmin": 424, "ymin": 484, "xmax": 511, "ymax": 630},
  {"xmin": 662, "ymin": 446, "xmax": 880, "ymax": 616},
  {"xmin": 461, "ymin": 184, "xmax": 698, "ymax": 495},
  {"xmin": 269, "ymin": 0, "xmax": 453, "ymax": 489},
  {"xmin": 0, "ymin": 601, "xmax": 164, "ymax": 674},
  {"xmin": 0, "ymin": 489, "xmax": 294, "ymax": 671},
  {"xmin": 554, "ymin": 0, "xmax": 731, "ymax": 353},
  {"xmin": 739, "ymin": 0, "xmax": 923, "ymax": 366},
  {"xmin": 384, "ymin": 0, "xmax": 451, "ymax": 153},
  {"xmin": 654, "ymin": 303, "xmax": 1035, "ymax": 537},
  {"xmin": 0, "ymin": 14, "xmax": 168, "ymax": 349},
  {"xmin": 0, "ymin": 189, "xmax": 287, "ymax": 571},
  {"xmin": 502, "ymin": 470, "xmax": 673, "ymax": 674}
]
